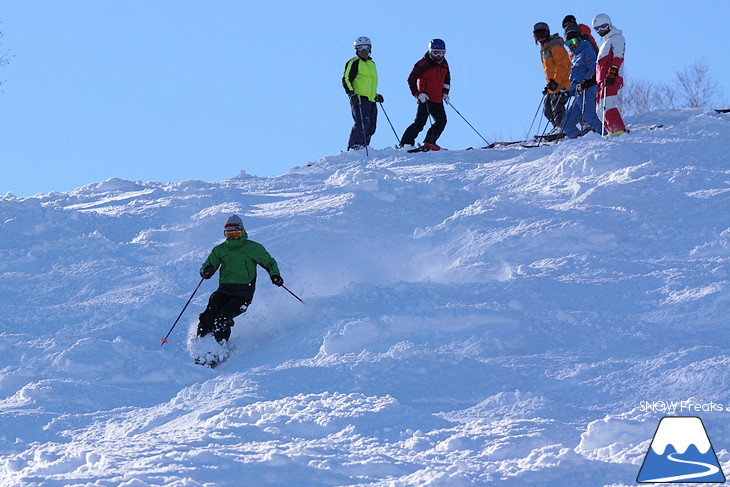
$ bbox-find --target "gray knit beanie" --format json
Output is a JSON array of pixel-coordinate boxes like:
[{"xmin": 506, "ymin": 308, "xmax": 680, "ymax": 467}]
[{"xmin": 224, "ymin": 214, "xmax": 244, "ymax": 232}]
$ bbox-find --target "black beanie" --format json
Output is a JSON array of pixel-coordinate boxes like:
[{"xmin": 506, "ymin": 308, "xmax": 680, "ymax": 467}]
[{"xmin": 564, "ymin": 23, "xmax": 581, "ymax": 40}]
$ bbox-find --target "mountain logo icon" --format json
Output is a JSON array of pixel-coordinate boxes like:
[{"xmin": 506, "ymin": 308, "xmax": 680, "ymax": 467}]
[{"xmin": 637, "ymin": 416, "xmax": 726, "ymax": 483}]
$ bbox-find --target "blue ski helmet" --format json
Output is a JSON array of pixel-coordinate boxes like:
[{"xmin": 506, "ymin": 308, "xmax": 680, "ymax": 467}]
[{"xmin": 428, "ymin": 38, "xmax": 446, "ymax": 51}]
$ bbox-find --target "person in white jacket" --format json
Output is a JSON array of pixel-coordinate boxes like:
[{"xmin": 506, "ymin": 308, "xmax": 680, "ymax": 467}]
[{"xmin": 593, "ymin": 13, "xmax": 626, "ymax": 136}]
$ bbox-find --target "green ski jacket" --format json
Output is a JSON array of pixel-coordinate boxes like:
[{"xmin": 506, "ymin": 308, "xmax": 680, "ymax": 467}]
[
  {"xmin": 201, "ymin": 233, "xmax": 280, "ymax": 285},
  {"xmin": 342, "ymin": 56, "xmax": 378, "ymax": 101}
]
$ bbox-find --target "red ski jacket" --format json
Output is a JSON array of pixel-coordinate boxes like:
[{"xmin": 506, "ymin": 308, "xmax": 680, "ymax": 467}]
[
  {"xmin": 596, "ymin": 28, "xmax": 625, "ymax": 85},
  {"xmin": 407, "ymin": 53, "xmax": 451, "ymax": 103}
]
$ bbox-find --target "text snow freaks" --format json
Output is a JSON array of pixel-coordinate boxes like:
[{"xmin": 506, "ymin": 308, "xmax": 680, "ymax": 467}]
[{"xmin": 639, "ymin": 400, "xmax": 726, "ymax": 414}]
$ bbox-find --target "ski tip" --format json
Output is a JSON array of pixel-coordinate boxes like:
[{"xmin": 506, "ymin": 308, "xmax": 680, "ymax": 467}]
[{"xmin": 195, "ymin": 357, "xmax": 223, "ymax": 368}]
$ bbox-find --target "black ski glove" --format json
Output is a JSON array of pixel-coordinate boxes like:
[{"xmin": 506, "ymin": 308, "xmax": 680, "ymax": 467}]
[
  {"xmin": 271, "ymin": 275, "xmax": 284, "ymax": 287},
  {"xmin": 200, "ymin": 263, "xmax": 215, "ymax": 279},
  {"xmin": 349, "ymin": 92, "xmax": 361, "ymax": 105},
  {"xmin": 605, "ymin": 66, "xmax": 619, "ymax": 85},
  {"xmin": 580, "ymin": 77, "xmax": 596, "ymax": 91},
  {"xmin": 375, "ymin": 94, "xmax": 384, "ymax": 103}
]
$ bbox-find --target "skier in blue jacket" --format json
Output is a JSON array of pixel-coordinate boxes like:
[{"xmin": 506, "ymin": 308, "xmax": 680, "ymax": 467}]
[{"xmin": 562, "ymin": 23, "xmax": 603, "ymax": 138}]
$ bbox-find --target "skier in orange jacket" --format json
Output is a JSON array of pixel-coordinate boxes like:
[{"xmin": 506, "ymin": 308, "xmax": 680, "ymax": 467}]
[{"xmin": 533, "ymin": 22, "xmax": 571, "ymax": 138}]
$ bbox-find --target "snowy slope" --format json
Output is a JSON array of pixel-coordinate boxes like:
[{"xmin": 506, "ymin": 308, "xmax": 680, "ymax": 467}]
[{"xmin": 1, "ymin": 109, "xmax": 729, "ymax": 486}]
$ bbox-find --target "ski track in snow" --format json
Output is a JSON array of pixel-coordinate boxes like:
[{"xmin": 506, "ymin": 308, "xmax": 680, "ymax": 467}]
[{"xmin": 0, "ymin": 110, "xmax": 729, "ymax": 485}]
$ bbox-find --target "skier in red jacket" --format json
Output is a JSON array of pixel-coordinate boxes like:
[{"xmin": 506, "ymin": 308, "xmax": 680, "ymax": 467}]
[
  {"xmin": 399, "ymin": 39, "xmax": 451, "ymax": 151},
  {"xmin": 593, "ymin": 13, "xmax": 627, "ymax": 136}
]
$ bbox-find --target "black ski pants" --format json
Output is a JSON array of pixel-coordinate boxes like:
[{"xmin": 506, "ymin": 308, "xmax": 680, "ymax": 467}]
[
  {"xmin": 348, "ymin": 98, "xmax": 377, "ymax": 150},
  {"xmin": 197, "ymin": 284, "xmax": 254, "ymax": 342},
  {"xmin": 401, "ymin": 100, "xmax": 447, "ymax": 146},
  {"xmin": 544, "ymin": 92, "xmax": 569, "ymax": 129}
]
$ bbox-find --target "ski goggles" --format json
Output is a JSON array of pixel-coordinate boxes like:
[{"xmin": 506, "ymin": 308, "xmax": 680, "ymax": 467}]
[
  {"xmin": 356, "ymin": 45, "xmax": 371, "ymax": 52},
  {"xmin": 594, "ymin": 23, "xmax": 609, "ymax": 32},
  {"xmin": 224, "ymin": 229, "xmax": 243, "ymax": 239},
  {"xmin": 565, "ymin": 37, "xmax": 580, "ymax": 47},
  {"xmin": 430, "ymin": 49, "xmax": 445, "ymax": 57}
]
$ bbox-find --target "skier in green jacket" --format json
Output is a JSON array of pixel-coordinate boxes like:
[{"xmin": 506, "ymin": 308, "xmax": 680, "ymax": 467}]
[
  {"xmin": 197, "ymin": 215, "xmax": 282, "ymax": 342},
  {"xmin": 342, "ymin": 35, "xmax": 383, "ymax": 151}
]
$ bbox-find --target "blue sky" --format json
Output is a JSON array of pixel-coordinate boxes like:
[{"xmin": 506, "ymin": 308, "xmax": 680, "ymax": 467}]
[{"xmin": 1, "ymin": 1, "xmax": 728, "ymax": 196}]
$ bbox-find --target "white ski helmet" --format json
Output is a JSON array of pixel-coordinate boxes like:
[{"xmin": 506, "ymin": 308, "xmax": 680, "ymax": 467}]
[
  {"xmin": 354, "ymin": 36, "xmax": 372, "ymax": 47},
  {"xmin": 592, "ymin": 13, "xmax": 612, "ymax": 31}
]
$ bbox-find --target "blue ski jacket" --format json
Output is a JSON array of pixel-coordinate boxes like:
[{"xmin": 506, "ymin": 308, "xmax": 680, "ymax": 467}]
[{"xmin": 568, "ymin": 39, "xmax": 597, "ymax": 96}]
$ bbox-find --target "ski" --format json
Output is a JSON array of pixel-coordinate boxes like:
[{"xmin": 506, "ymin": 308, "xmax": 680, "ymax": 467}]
[
  {"xmin": 714, "ymin": 109, "xmax": 730, "ymax": 113},
  {"xmin": 407, "ymin": 143, "xmax": 446, "ymax": 153},
  {"xmin": 195, "ymin": 356, "xmax": 226, "ymax": 368},
  {"xmin": 519, "ymin": 140, "xmax": 559, "ymax": 148},
  {"xmin": 472, "ymin": 126, "xmax": 596, "ymax": 150},
  {"xmin": 626, "ymin": 124, "xmax": 663, "ymax": 131},
  {"xmin": 189, "ymin": 335, "xmax": 230, "ymax": 368},
  {"xmin": 468, "ymin": 123, "xmax": 664, "ymax": 151},
  {"xmin": 467, "ymin": 140, "xmax": 526, "ymax": 150},
  {"xmin": 534, "ymin": 132, "xmax": 567, "ymax": 142},
  {"xmin": 467, "ymin": 138, "xmax": 563, "ymax": 150},
  {"xmin": 194, "ymin": 350, "xmax": 228, "ymax": 368}
]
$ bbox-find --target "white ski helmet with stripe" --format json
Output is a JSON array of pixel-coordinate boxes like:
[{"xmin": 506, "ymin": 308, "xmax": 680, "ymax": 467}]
[
  {"xmin": 592, "ymin": 13, "xmax": 612, "ymax": 32},
  {"xmin": 354, "ymin": 36, "xmax": 372, "ymax": 47}
]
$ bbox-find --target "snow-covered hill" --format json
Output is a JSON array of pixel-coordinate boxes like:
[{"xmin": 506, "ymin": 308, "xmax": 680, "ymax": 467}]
[{"xmin": 1, "ymin": 109, "xmax": 729, "ymax": 486}]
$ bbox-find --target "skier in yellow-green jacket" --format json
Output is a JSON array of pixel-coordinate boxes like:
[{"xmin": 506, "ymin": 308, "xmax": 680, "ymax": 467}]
[
  {"xmin": 197, "ymin": 215, "xmax": 282, "ymax": 342},
  {"xmin": 342, "ymin": 36, "xmax": 383, "ymax": 151}
]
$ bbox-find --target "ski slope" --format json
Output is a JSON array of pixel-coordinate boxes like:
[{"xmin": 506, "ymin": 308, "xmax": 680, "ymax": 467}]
[{"xmin": 0, "ymin": 109, "xmax": 729, "ymax": 486}]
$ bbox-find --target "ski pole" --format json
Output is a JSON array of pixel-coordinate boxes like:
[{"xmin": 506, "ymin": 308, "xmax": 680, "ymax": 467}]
[
  {"xmin": 378, "ymin": 102, "xmax": 401, "ymax": 145},
  {"xmin": 559, "ymin": 94, "xmax": 579, "ymax": 133},
  {"xmin": 424, "ymin": 100, "xmax": 434, "ymax": 127},
  {"xmin": 527, "ymin": 93, "xmax": 547, "ymax": 139},
  {"xmin": 538, "ymin": 92, "xmax": 575, "ymax": 147},
  {"xmin": 446, "ymin": 101, "xmax": 490, "ymax": 146},
  {"xmin": 357, "ymin": 102, "xmax": 369, "ymax": 156},
  {"xmin": 535, "ymin": 101, "xmax": 553, "ymax": 148},
  {"xmin": 535, "ymin": 117, "xmax": 551, "ymax": 147},
  {"xmin": 601, "ymin": 83, "xmax": 608, "ymax": 137},
  {"xmin": 281, "ymin": 284, "xmax": 304, "ymax": 304},
  {"xmin": 161, "ymin": 277, "xmax": 205, "ymax": 345}
]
